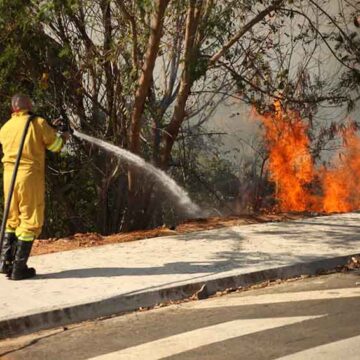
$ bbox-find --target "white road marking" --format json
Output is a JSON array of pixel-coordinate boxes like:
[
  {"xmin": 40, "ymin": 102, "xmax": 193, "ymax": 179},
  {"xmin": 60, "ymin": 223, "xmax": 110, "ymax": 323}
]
[
  {"xmin": 276, "ymin": 334, "xmax": 360, "ymax": 360},
  {"xmin": 183, "ymin": 288, "xmax": 360, "ymax": 309},
  {"xmin": 88, "ymin": 315, "xmax": 324, "ymax": 360}
]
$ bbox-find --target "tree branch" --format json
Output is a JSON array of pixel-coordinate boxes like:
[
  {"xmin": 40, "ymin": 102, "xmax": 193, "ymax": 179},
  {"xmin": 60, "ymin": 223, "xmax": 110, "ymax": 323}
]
[
  {"xmin": 210, "ymin": 0, "xmax": 285, "ymax": 64},
  {"xmin": 115, "ymin": 0, "xmax": 139, "ymax": 70}
]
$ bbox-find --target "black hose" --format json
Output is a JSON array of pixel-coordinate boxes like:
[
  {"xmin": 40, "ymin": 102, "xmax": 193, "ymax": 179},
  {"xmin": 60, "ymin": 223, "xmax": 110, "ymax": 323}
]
[{"xmin": 0, "ymin": 114, "xmax": 35, "ymax": 254}]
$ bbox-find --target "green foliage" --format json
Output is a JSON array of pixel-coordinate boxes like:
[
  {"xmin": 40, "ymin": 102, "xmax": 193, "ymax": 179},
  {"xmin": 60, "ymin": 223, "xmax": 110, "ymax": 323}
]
[
  {"xmin": 44, "ymin": 149, "xmax": 98, "ymax": 237},
  {"xmin": 189, "ymin": 52, "xmax": 209, "ymax": 82}
]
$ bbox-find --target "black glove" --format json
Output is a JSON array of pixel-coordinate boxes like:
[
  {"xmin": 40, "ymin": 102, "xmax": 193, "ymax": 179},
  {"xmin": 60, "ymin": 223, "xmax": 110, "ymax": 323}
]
[{"xmin": 52, "ymin": 117, "xmax": 73, "ymax": 134}]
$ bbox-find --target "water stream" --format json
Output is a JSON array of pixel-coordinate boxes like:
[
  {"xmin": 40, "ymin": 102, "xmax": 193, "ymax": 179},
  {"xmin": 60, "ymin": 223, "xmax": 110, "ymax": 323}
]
[{"xmin": 73, "ymin": 130, "xmax": 201, "ymax": 218}]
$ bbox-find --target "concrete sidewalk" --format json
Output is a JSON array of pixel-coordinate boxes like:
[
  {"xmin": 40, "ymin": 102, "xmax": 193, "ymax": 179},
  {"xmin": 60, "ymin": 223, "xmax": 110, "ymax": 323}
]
[{"xmin": 1, "ymin": 213, "xmax": 360, "ymax": 339}]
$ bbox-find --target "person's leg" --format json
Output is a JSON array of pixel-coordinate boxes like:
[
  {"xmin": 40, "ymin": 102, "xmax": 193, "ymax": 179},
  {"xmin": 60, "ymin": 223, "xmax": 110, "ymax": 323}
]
[
  {"xmin": 11, "ymin": 169, "xmax": 44, "ymax": 280},
  {"xmin": 0, "ymin": 169, "xmax": 20, "ymax": 275},
  {"xmin": 0, "ymin": 231, "xmax": 17, "ymax": 275}
]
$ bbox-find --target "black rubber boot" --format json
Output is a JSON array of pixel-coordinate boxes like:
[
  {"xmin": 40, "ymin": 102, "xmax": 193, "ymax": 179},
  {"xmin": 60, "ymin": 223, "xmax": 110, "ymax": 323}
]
[
  {"xmin": 10, "ymin": 240, "xmax": 36, "ymax": 280},
  {"xmin": 0, "ymin": 232, "xmax": 17, "ymax": 275}
]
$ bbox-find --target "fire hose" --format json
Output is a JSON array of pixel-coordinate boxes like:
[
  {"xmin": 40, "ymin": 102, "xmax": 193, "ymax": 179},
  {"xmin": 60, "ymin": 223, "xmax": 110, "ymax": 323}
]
[{"xmin": 0, "ymin": 114, "xmax": 71, "ymax": 256}]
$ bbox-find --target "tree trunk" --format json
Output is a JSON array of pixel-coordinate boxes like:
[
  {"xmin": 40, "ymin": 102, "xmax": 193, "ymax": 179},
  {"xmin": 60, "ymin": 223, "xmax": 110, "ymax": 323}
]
[
  {"xmin": 160, "ymin": 0, "xmax": 204, "ymax": 169},
  {"xmin": 124, "ymin": 0, "xmax": 170, "ymax": 230},
  {"xmin": 129, "ymin": 0, "xmax": 170, "ymax": 155}
]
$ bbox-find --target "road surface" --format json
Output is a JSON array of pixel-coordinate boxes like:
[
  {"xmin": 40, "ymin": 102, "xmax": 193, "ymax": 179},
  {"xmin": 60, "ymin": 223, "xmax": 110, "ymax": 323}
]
[{"xmin": 1, "ymin": 271, "xmax": 360, "ymax": 359}]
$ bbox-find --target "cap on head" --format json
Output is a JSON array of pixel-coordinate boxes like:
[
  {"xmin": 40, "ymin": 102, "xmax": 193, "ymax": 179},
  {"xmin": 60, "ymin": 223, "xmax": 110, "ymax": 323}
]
[{"xmin": 11, "ymin": 94, "xmax": 33, "ymax": 112}]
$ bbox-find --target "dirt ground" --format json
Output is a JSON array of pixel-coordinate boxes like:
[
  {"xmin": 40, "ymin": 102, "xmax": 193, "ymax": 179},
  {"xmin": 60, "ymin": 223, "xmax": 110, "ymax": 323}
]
[{"xmin": 31, "ymin": 212, "xmax": 321, "ymax": 256}]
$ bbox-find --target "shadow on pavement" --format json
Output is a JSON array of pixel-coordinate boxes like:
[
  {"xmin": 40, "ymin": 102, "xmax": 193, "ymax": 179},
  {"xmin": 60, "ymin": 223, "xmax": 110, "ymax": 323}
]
[{"xmin": 35, "ymin": 253, "xmax": 325, "ymax": 280}]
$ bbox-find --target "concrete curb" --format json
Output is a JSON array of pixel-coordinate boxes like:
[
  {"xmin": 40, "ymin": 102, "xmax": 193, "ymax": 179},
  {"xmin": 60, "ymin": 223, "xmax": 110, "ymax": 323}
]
[{"xmin": 0, "ymin": 254, "xmax": 356, "ymax": 340}]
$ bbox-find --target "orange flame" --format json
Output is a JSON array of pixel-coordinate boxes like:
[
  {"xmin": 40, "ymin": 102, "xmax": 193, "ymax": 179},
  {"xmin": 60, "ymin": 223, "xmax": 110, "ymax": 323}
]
[
  {"xmin": 256, "ymin": 101, "xmax": 315, "ymax": 211},
  {"xmin": 254, "ymin": 102, "xmax": 360, "ymax": 213},
  {"xmin": 322, "ymin": 127, "xmax": 360, "ymax": 212}
]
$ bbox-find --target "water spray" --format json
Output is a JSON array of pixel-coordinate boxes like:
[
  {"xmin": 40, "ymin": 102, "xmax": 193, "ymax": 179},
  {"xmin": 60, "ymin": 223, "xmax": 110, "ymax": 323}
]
[
  {"xmin": 49, "ymin": 106, "xmax": 201, "ymax": 218},
  {"xmin": 52, "ymin": 108, "xmax": 202, "ymax": 218},
  {"xmin": 72, "ymin": 130, "xmax": 202, "ymax": 218}
]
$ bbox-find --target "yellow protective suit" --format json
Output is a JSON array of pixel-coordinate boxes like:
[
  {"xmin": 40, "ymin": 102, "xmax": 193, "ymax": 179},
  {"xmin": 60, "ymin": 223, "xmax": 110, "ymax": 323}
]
[{"xmin": 0, "ymin": 111, "xmax": 63, "ymax": 241}]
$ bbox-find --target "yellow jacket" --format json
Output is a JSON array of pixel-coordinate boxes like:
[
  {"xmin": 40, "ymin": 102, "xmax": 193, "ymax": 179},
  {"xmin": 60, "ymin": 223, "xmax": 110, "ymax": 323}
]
[{"xmin": 0, "ymin": 110, "xmax": 63, "ymax": 171}]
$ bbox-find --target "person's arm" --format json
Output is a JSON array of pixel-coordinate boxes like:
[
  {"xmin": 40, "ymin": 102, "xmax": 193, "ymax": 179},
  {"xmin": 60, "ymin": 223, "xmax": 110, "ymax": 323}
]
[
  {"xmin": 51, "ymin": 118, "xmax": 71, "ymax": 144},
  {"xmin": 37, "ymin": 117, "xmax": 64, "ymax": 153}
]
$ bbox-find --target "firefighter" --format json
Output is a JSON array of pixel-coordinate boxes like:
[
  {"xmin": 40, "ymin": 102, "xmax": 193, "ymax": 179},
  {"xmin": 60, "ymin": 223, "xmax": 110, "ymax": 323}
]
[{"xmin": 0, "ymin": 94, "xmax": 70, "ymax": 280}]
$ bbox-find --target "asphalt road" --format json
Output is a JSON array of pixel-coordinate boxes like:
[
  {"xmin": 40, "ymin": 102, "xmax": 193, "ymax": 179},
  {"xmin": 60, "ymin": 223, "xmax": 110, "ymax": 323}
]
[{"xmin": 1, "ymin": 271, "xmax": 360, "ymax": 360}]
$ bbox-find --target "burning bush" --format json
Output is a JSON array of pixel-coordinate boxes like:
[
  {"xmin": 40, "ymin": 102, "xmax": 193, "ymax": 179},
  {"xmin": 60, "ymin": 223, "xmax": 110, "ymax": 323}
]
[{"xmin": 254, "ymin": 102, "xmax": 360, "ymax": 213}]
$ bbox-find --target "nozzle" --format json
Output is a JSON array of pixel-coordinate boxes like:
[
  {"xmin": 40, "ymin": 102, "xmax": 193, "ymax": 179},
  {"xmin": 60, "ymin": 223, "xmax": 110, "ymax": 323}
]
[{"xmin": 54, "ymin": 117, "xmax": 73, "ymax": 134}]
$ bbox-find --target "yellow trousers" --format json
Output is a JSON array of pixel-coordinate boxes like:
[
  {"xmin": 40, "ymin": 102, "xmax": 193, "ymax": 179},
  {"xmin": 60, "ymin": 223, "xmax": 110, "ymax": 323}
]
[{"xmin": 3, "ymin": 167, "xmax": 45, "ymax": 241}]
